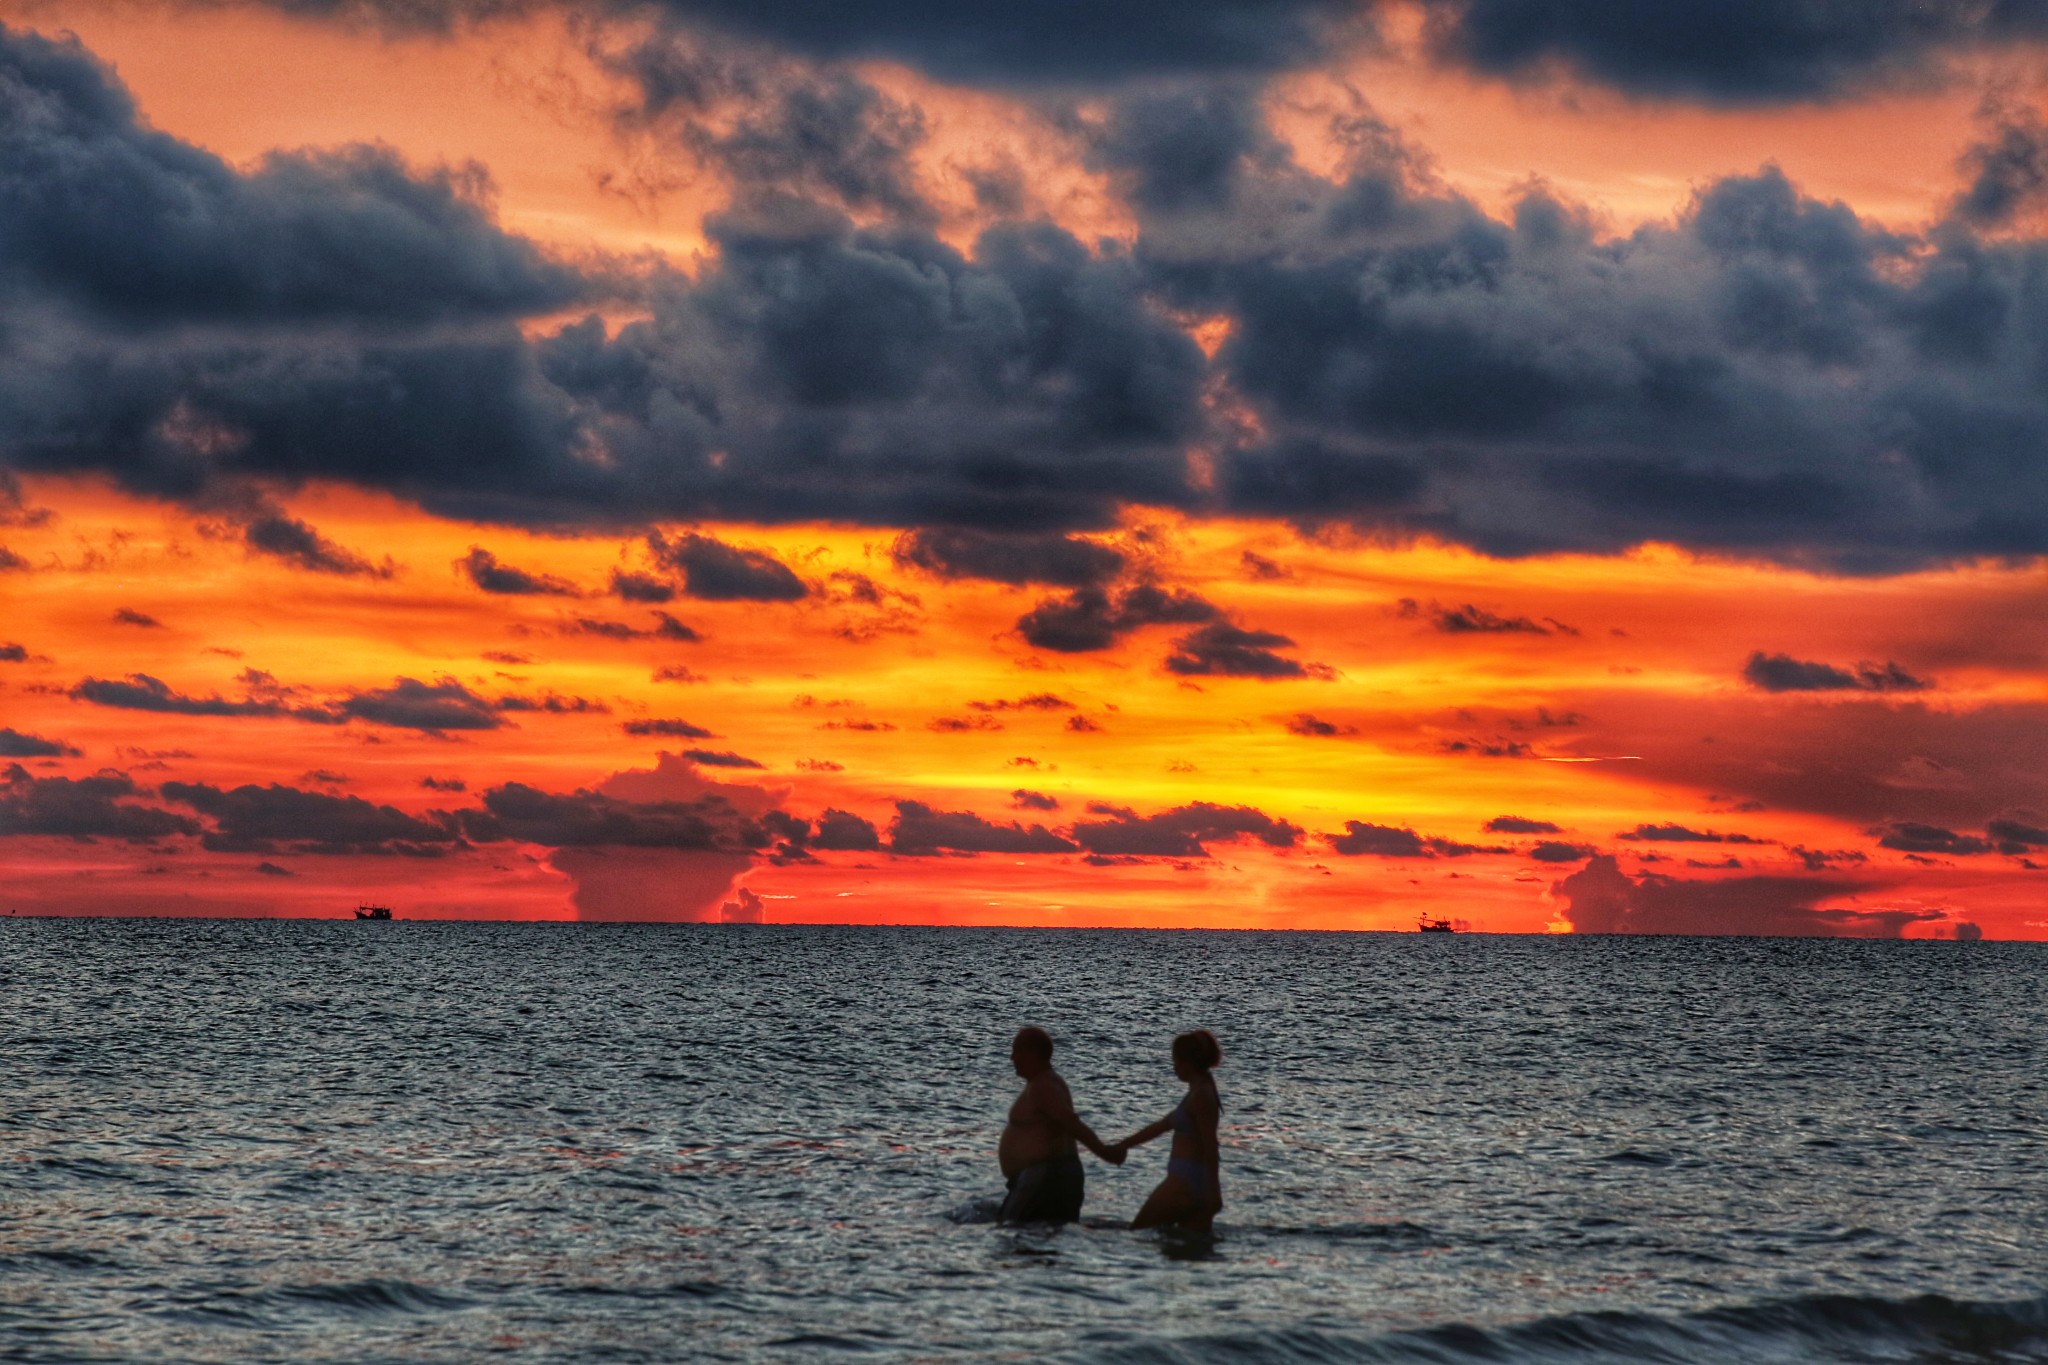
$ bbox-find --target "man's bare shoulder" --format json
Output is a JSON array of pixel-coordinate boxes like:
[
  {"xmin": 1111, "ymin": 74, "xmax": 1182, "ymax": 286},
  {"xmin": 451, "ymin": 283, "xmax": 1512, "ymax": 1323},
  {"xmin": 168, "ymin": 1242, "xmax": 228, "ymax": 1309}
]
[{"xmin": 1028, "ymin": 1068, "xmax": 1076, "ymax": 1111}]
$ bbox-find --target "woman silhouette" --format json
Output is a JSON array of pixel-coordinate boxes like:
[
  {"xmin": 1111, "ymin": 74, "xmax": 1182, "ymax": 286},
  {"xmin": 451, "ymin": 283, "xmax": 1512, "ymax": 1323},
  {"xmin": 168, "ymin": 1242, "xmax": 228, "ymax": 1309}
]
[{"xmin": 1113, "ymin": 1030, "xmax": 1222, "ymax": 1231}]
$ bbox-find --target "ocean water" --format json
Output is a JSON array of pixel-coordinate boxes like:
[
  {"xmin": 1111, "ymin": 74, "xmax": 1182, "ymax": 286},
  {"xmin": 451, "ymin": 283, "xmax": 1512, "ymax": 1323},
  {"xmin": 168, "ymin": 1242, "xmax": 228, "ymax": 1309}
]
[{"xmin": 4, "ymin": 921, "xmax": 2047, "ymax": 1364}]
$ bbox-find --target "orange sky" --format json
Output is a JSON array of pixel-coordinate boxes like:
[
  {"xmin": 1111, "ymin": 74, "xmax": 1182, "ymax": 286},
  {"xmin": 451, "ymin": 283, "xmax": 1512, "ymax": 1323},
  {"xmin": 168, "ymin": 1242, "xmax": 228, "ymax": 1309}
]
[{"xmin": 2, "ymin": 0, "xmax": 2044, "ymax": 933}]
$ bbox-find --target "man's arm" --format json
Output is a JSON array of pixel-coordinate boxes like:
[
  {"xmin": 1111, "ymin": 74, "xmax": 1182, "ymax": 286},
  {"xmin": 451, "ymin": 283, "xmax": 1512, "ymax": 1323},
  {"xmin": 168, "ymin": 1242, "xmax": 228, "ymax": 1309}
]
[{"xmin": 1034, "ymin": 1075, "xmax": 1124, "ymax": 1163}]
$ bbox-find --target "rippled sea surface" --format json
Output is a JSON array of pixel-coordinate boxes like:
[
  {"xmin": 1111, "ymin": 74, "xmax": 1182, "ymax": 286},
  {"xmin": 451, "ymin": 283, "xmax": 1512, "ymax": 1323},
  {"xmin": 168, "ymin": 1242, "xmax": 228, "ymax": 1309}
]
[{"xmin": 5, "ymin": 921, "xmax": 2048, "ymax": 1364}]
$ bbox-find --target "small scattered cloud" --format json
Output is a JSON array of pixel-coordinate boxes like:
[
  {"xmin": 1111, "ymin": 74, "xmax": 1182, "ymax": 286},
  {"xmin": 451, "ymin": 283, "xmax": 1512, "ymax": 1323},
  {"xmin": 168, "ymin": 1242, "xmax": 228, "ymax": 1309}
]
[
  {"xmin": 649, "ymin": 531, "xmax": 807, "ymax": 601},
  {"xmin": 929, "ymin": 714, "xmax": 1003, "ymax": 732},
  {"xmin": 1164, "ymin": 621, "xmax": 1331, "ymax": 679},
  {"xmin": 113, "ymin": 608, "xmax": 163, "ymax": 628},
  {"xmin": 889, "ymin": 799, "xmax": 1076, "ymax": 856},
  {"xmin": 456, "ymin": 547, "xmax": 580, "ymax": 597},
  {"xmin": 1618, "ymin": 823, "xmax": 1767, "ymax": 844},
  {"xmin": 0, "ymin": 728, "xmax": 81, "ymax": 758},
  {"xmin": 1874, "ymin": 821, "xmax": 1996, "ymax": 856},
  {"xmin": 419, "ymin": 776, "xmax": 467, "ymax": 792},
  {"xmin": 1074, "ymin": 802, "xmax": 1302, "ymax": 857},
  {"xmin": 610, "ymin": 569, "xmax": 675, "ymax": 603},
  {"xmin": 1011, "ymin": 789, "xmax": 1060, "ymax": 811},
  {"xmin": 968, "ymin": 693, "xmax": 1075, "ymax": 712},
  {"xmin": 624, "ymin": 718, "xmax": 716, "ymax": 738},
  {"xmin": 1742, "ymin": 652, "xmax": 1933, "ymax": 693},
  {"xmin": 683, "ymin": 749, "xmax": 764, "ymax": 768},
  {"xmin": 1397, "ymin": 599, "xmax": 1574, "ymax": 636},
  {"xmin": 1488, "ymin": 815, "xmax": 1562, "ymax": 834}
]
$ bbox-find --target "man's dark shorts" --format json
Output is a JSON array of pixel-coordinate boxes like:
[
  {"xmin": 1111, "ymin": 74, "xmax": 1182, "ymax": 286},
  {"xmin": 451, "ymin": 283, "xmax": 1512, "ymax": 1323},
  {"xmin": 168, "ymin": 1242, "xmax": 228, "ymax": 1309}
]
[{"xmin": 999, "ymin": 1153, "xmax": 1085, "ymax": 1224}]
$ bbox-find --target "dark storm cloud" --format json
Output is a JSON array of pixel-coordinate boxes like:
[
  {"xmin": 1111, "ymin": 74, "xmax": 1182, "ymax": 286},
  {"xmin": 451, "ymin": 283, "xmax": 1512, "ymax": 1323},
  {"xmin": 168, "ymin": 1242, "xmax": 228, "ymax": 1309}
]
[
  {"xmin": 1488, "ymin": 815, "xmax": 1562, "ymax": 834},
  {"xmin": 464, "ymin": 781, "xmax": 766, "ymax": 850},
  {"xmin": 1553, "ymin": 855, "xmax": 1938, "ymax": 937},
  {"xmin": 0, "ymin": 727, "xmax": 81, "ymax": 757},
  {"xmin": 0, "ymin": 26, "xmax": 586, "ymax": 327},
  {"xmin": 1873, "ymin": 821, "xmax": 1997, "ymax": 856},
  {"xmin": 0, "ymin": 764, "xmax": 199, "ymax": 839},
  {"xmin": 893, "ymin": 527, "xmax": 1126, "ymax": 588},
  {"xmin": 888, "ymin": 799, "xmax": 1077, "ymax": 856},
  {"xmin": 1422, "ymin": 0, "xmax": 2048, "ymax": 105},
  {"xmin": 1956, "ymin": 103, "xmax": 2048, "ymax": 228},
  {"xmin": 1742, "ymin": 652, "xmax": 1934, "ymax": 693},
  {"xmin": 19, "ymin": 25, "xmax": 2048, "ymax": 569},
  {"xmin": 160, "ymin": 780, "xmax": 462, "ymax": 855},
  {"xmin": 1163, "ymin": 622, "xmax": 1330, "ymax": 679},
  {"xmin": 1070, "ymin": 801, "xmax": 1302, "ymax": 857},
  {"xmin": 271, "ymin": 0, "xmax": 1356, "ymax": 85},
  {"xmin": 647, "ymin": 532, "xmax": 807, "ymax": 601},
  {"xmin": 457, "ymin": 547, "xmax": 581, "ymax": 596}
]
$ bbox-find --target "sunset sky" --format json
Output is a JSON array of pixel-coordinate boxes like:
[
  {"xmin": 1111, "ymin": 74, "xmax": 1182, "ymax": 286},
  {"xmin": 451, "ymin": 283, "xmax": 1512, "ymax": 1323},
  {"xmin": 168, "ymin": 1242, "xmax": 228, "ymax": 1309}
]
[{"xmin": 4, "ymin": 0, "xmax": 2047, "ymax": 934}]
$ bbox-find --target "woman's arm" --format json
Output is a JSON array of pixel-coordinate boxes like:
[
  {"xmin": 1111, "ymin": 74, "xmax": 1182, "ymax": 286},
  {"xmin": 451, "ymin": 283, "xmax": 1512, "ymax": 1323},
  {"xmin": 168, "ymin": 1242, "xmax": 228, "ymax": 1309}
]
[{"xmin": 1116, "ymin": 1114, "xmax": 1175, "ymax": 1150}]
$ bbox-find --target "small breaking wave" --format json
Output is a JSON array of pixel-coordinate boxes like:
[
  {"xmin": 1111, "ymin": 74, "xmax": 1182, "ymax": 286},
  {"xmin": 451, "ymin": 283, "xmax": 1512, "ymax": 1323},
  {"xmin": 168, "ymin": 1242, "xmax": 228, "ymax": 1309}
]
[{"xmin": 1070, "ymin": 1292, "xmax": 2048, "ymax": 1365}]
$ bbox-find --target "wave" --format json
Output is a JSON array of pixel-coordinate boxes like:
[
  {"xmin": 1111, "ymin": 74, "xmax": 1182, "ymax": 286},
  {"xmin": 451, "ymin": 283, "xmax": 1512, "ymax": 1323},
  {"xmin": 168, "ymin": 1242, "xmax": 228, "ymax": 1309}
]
[{"xmin": 1070, "ymin": 1292, "xmax": 2048, "ymax": 1365}]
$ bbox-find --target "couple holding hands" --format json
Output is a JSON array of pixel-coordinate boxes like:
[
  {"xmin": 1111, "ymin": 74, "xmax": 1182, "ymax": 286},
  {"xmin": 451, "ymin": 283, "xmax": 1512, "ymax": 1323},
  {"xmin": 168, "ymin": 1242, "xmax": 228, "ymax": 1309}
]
[{"xmin": 997, "ymin": 1025, "xmax": 1222, "ymax": 1231}]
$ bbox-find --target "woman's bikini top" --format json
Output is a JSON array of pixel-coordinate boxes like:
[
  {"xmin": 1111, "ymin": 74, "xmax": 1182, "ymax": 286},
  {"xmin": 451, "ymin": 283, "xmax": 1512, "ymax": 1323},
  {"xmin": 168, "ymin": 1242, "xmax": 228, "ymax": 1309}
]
[{"xmin": 1171, "ymin": 1085, "xmax": 1219, "ymax": 1135}]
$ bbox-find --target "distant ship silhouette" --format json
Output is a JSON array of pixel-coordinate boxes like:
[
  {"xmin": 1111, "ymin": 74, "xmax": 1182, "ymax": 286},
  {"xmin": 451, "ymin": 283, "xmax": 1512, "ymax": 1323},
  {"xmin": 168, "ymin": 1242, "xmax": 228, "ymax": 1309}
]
[
  {"xmin": 1417, "ymin": 915, "xmax": 1455, "ymax": 933},
  {"xmin": 354, "ymin": 905, "xmax": 393, "ymax": 920}
]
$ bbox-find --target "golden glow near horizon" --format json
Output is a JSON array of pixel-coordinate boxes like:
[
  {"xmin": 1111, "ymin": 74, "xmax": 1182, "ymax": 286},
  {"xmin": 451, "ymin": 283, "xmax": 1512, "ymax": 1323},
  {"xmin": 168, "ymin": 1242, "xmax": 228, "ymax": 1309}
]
[{"xmin": 5, "ymin": 477, "xmax": 2041, "ymax": 933}]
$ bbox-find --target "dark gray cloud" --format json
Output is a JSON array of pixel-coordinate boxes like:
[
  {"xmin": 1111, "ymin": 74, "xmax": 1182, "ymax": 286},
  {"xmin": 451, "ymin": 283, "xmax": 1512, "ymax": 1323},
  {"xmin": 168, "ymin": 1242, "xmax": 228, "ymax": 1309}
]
[
  {"xmin": 457, "ymin": 546, "xmax": 581, "ymax": 596},
  {"xmin": 15, "ymin": 24, "xmax": 2048, "ymax": 570},
  {"xmin": 0, "ymin": 643, "xmax": 28, "ymax": 661},
  {"xmin": 1011, "ymin": 789, "xmax": 1060, "ymax": 811},
  {"xmin": 888, "ymin": 799, "xmax": 1077, "ymax": 855},
  {"xmin": 1742, "ymin": 652, "xmax": 1933, "ymax": 693},
  {"xmin": 1285, "ymin": 713, "xmax": 1348, "ymax": 736},
  {"xmin": 464, "ymin": 780, "xmax": 766, "ymax": 850},
  {"xmin": 1163, "ymin": 621, "xmax": 1329, "ymax": 678},
  {"xmin": 1423, "ymin": 0, "xmax": 2048, "ymax": 105},
  {"xmin": 648, "ymin": 531, "xmax": 807, "ymax": 601},
  {"xmin": 0, "ymin": 26, "xmax": 586, "ymax": 327},
  {"xmin": 0, "ymin": 727, "xmax": 81, "ymax": 757},
  {"xmin": 1989, "ymin": 817, "xmax": 2048, "ymax": 849},
  {"xmin": 160, "ymin": 780, "xmax": 462, "ymax": 855},
  {"xmin": 1530, "ymin": 840, "xmax": 1595, "ymax": 862},
  {"xmin": 0, "ymin": 764, "xmax": 198, "ymax": 840},
  {"xmin": 1553, "ymin": 855, "xmax": 1939, "ymax": 937},
  {"xmin": 1071, "ymin": 800, "xmax": 1301, "ymax": 856},
  {"xmin": 894, "ymin": 527, "xmax": 1126, "ymax": 587},
  {"xmin": 113, "ymin": 609, "xmax": 163, "ymax": 628}
]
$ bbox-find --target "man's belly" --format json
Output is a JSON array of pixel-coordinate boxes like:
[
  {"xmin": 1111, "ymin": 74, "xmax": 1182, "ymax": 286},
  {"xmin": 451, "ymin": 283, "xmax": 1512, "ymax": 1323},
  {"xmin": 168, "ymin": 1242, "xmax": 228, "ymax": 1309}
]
[{"xmin": 999, "ymin": 1124, "xmax": 1070, "ymax": 1179}]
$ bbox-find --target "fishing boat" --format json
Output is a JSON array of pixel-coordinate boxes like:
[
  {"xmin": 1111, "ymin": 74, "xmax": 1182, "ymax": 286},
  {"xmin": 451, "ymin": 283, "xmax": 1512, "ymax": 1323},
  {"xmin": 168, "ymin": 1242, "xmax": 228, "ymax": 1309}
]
[
  {"xmin": 1417, "ymin": 915, "xmax": 1455, "ymax": 933},
  {"xmin": 354, "ymin": 905, "xmax": 393, "ymax": 920}
]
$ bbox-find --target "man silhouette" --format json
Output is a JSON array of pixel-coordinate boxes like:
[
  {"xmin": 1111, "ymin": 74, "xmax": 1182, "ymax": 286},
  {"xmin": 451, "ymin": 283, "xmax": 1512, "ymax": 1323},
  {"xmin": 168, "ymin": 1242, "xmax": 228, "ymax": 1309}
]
[{"xmin": 997, "ymin": 1026, "xmax": 1121, "ymax": 1224}]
